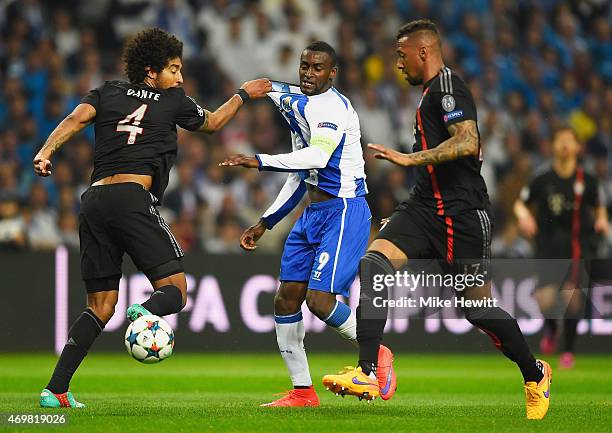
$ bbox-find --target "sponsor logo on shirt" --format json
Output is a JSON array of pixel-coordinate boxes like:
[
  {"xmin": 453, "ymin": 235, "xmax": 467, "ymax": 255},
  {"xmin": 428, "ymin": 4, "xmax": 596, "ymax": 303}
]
[
  {"xmin": 318, "ymin": 122, "xmax": 338, "ymax": 130},
  {"xmin": 443, "ymin": 110, "xmax": 464, "ymax": 122}
]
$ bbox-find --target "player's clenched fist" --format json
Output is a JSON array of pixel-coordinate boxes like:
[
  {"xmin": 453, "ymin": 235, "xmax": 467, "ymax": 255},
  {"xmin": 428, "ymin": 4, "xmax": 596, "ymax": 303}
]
[
  {"xmin": 33, "ymin": 158, "xmax": 53, "ymax": 176},
  {"xmin": 240, "ymin": 78, "xmax": 273, "ymax": 99}
]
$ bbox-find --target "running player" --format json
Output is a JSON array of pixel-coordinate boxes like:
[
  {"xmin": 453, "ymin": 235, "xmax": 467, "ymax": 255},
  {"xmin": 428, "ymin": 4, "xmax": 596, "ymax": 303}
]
[
  {"xmin": 322, "ymin": 20, "xmax": 552, "ymax": 419},
  {"xmin": 514, "ymin": 126, "xmax": 609, "ymax": 368},
  {"xmin": 220, "ymin": 41, "xmax": 393, "ymax": 406},
  {"xmin": 33, "ymin": 28, "xmax": 271, "ymax": 408}
]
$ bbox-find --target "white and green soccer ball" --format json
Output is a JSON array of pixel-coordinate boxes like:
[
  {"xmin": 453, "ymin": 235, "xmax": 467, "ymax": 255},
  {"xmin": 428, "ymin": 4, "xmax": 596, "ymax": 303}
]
[{"xmin": 124, "ymin": 315, "xmax": 174, "ymax": 363}]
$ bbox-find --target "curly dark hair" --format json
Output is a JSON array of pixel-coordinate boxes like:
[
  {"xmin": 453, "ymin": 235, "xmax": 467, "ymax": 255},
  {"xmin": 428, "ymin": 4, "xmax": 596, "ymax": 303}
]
[{"xmin": 122, "ymin": 28, "xmax": 183, "ymax": 84}]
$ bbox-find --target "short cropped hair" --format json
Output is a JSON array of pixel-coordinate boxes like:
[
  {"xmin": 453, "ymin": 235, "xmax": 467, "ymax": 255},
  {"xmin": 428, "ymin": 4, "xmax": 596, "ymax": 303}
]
[
  {"xmin": 397, "ymin": 19, "xmax": 440, "ymax": 40},
  {"xmin": 123, "ymin": 28, "xmax": 183, "ymax": 84},
  {"xmin": 304, "ymin": 41, "xmax": 337, "ymax": 67}
]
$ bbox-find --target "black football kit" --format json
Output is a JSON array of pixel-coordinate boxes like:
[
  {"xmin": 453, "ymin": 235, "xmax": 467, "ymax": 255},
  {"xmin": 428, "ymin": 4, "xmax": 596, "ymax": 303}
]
[
  {"xmin": 522, "ymin": 165, "xmax": 602, "ymax": 287},
  {"xmin": 377, "ymin": 67, "xmax": 492, "ymax": 278},
  {"xmin": 79, "ymin": 80, "xmax": 205, "ymax": 291}
]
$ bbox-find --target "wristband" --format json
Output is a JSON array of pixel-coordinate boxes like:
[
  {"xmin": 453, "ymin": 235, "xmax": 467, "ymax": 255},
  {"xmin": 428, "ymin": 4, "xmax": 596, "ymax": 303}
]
[{"xmin": 237, "ymin": 88, "xmax": 250, "ymax": 103}]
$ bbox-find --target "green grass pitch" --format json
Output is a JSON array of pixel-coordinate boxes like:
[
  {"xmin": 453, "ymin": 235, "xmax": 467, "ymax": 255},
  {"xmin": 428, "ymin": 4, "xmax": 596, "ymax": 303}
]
[{"xmin": 0, "ymin": 353, "xmax": 610, "ymax": 432}]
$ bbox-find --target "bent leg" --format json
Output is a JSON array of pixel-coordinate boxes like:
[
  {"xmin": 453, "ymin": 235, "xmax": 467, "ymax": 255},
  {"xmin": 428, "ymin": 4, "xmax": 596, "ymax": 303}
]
[
  {"xmin": 306, "ymin": 289, "xmax": 357, "ymax": 346},
  {"xmin": 138, "ymin": 260, "xmax": 188, "ymax": 317}
]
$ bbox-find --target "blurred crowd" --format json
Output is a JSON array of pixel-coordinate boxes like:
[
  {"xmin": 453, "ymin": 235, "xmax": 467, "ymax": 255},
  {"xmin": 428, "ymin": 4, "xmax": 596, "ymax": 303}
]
[{"xmin": 0, "ymin": 0, "xmax": 611, "ymax": 257}]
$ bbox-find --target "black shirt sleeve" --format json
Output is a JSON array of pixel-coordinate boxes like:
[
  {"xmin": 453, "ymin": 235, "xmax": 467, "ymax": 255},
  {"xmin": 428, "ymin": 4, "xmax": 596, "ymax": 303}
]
[
  {"xmin": 522, "ymin": 174, "xmax": 543, "ymax": 206},
  {"xmin": 431, "ymin": 75, "xmax": 478, "ymax": 128},
  {"xmin": 174, "ymin": 88, "xmax": 206, "ymax": 131},
  {"xmin": 80, "ymin": 88, "xmax": 101, "ymax": 111}
]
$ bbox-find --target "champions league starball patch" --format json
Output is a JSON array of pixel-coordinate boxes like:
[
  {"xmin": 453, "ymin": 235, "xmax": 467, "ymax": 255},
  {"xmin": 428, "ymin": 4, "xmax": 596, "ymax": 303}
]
[{"xmin": 442, "ymin": 94, "xmax": 455, "ymax": 112}]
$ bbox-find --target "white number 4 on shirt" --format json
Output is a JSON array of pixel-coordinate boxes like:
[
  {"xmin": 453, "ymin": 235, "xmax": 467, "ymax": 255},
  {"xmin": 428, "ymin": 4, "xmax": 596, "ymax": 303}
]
[{"xmin": 117, "ymin": 104, "xmax": 148, "ymax": 144}]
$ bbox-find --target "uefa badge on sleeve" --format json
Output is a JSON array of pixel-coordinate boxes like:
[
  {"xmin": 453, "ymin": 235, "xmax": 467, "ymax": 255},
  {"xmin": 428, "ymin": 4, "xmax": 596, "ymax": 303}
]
[{"xmin": 442, "ymin": 95, "xmax": 455, "ymax": 112}]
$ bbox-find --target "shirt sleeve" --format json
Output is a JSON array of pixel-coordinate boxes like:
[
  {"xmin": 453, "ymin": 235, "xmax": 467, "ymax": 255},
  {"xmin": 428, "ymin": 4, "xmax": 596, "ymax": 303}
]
[
  {"xmin": 256, "ymin": 96, "xmax": 350, "ymax": 172},
  {"xmin": 256, "ymin": 146, "xmax": 330, "ymax": 172},
  {"xmin": 261, "ymin": 172, "xmax": 306, "ymax": 229},
  {"xmin": 302, "ymin": 97, "xmax": 348, "ymax": 157},
  {"xmin": 175, "ymin": 89, "xmax": 206, "ymax": 131},
  {"xmin": 433, "ymin": 75, "xmax": 477, "ymax": 128},
  {"xmin": 80, "ymin": 88, "xmax": 101, "ymax": 111},
  {"xmin": 521, "ymin": 175, "xmax": 541, "ymax": 205}
]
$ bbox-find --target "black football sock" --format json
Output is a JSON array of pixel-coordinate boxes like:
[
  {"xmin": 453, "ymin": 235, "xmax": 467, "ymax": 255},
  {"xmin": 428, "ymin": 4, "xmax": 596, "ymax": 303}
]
[
  {"xmin": 47, "ymin": 309, "xmax": 105, "ymax": 394},
  {"xmin": 357, "ymin": 251, "xmax": 394, "ymax": 376},
  {"xmin": 464, "ymin": 306, "xmax": 544, "ymax": 383},
  {"xmin": 141, "ymin": 285, "xmax": 184, "ymax": 316},
  {"xmin": 544, "ymin": 318, "xmax": 558, "ymax": 336},
  {"xmin": 563, "ymin": 318, "xmax": 579, "ymax": 353}
]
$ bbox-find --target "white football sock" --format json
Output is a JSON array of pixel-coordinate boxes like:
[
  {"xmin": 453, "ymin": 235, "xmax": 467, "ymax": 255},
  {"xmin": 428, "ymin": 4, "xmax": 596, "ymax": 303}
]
[{"xmin": 275, "ymin": 313, "xmax": 312, "ymax": 387}]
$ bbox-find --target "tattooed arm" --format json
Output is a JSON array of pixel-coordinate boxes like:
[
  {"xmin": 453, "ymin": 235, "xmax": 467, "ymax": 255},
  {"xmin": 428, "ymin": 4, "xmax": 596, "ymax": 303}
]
[
  {"xmin": 33, "ymin": 103, "xmax": 96, "ymax": 176},
  {"xmin": 368, "ymin": 120, "xmax": 479, "ymax": 167}
]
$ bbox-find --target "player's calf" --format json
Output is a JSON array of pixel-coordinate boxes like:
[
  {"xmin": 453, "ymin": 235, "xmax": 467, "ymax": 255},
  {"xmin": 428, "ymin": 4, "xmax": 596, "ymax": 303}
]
[
  {"xmin": 129, "ymin": 266, "xmax": 187, "ymax": 321},
  {"xmin": 44, "ymin": 306, "xmax": 107, "ymax": 402},
  {"xmin": 129, "ymin": 262, "xmax": 188, "ymax": 321},
  {"xmin": 128, "ymin": 285, "xmax": 184, "ymax": 322},
  {"xmin": 270, "ymin": 282, "xmax": 314, "ymax": 398},
  {"xmin": 357, "ymin": 250, "xmax": 395, "ymax": 376},
  {"xmin": 463, "ymin": 304, "xmax": 544, "ymax": 384},
  {"xmin": 306, "ymin": 290, "xmax": 356, "ymax": 345}
]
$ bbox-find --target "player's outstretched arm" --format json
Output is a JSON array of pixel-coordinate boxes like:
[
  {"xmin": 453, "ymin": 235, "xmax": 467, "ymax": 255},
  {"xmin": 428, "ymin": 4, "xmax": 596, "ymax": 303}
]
[
  {"xmin": 219, "ymin": 145, "xmax": 331, "ymax": 171},
  {"xmin": 368, "ymin": 120, "xmax": 479, "ymax": 167},
  {"xmin": 33, "ymin": 103, "xmax": 96, "ymax": 176},
  {"xmin": 199, "ymin": 78, "xmax": 272, "ymax": 133}
]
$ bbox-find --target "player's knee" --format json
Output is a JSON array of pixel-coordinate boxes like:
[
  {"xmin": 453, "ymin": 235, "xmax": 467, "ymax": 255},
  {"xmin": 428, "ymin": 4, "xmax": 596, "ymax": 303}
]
[
  {"xmin": 535, "ymin": 286, "xmax": 557, "ymax": 312},
  {"xmin": 462, "ymin": 306, "xmax": 480, "ymax": 326},
  {"xmin": 274, "ymin": 291, "xmax": 301, "ymax": 315},
  {"xmin": 305, "ymin": 291, "xmax": 334, "ymax": 320},
  {"xmin": 463, "ymin": 305, "xmax": 509, "ymax": 326},
  {"xmin": 359, "ymin": 251, "xmax": 394, "ymax": 281},
  {"xmin": 565, "ymin": 294, "xmax": 583, "ymax": 315}
]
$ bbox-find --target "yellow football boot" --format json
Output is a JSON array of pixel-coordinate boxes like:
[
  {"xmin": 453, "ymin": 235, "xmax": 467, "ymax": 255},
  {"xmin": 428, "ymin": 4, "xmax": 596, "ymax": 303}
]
[
  {"xmin": 322, "ymin": 366, "xmax": 379, "ymax": 401},
  {"xmin": 525, "ymin": 359, "xmax": 552, "ymax": 419}
]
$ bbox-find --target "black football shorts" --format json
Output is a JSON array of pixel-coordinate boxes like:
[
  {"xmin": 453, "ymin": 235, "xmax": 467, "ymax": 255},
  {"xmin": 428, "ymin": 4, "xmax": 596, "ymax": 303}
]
[
  {"xmin": 377, "ymin": 200, "xmax": 493, "ymax": 286},
  {"xmin": 79, "ymin": 182, "xmax": 183, "ymax": 291}
]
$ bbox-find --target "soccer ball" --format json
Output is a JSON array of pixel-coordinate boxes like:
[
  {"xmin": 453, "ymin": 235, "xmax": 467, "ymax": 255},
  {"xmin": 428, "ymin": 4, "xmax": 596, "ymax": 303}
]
[{"xmin": 124, "ymin": 315, "xmax": 174, "ymax": 363}]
